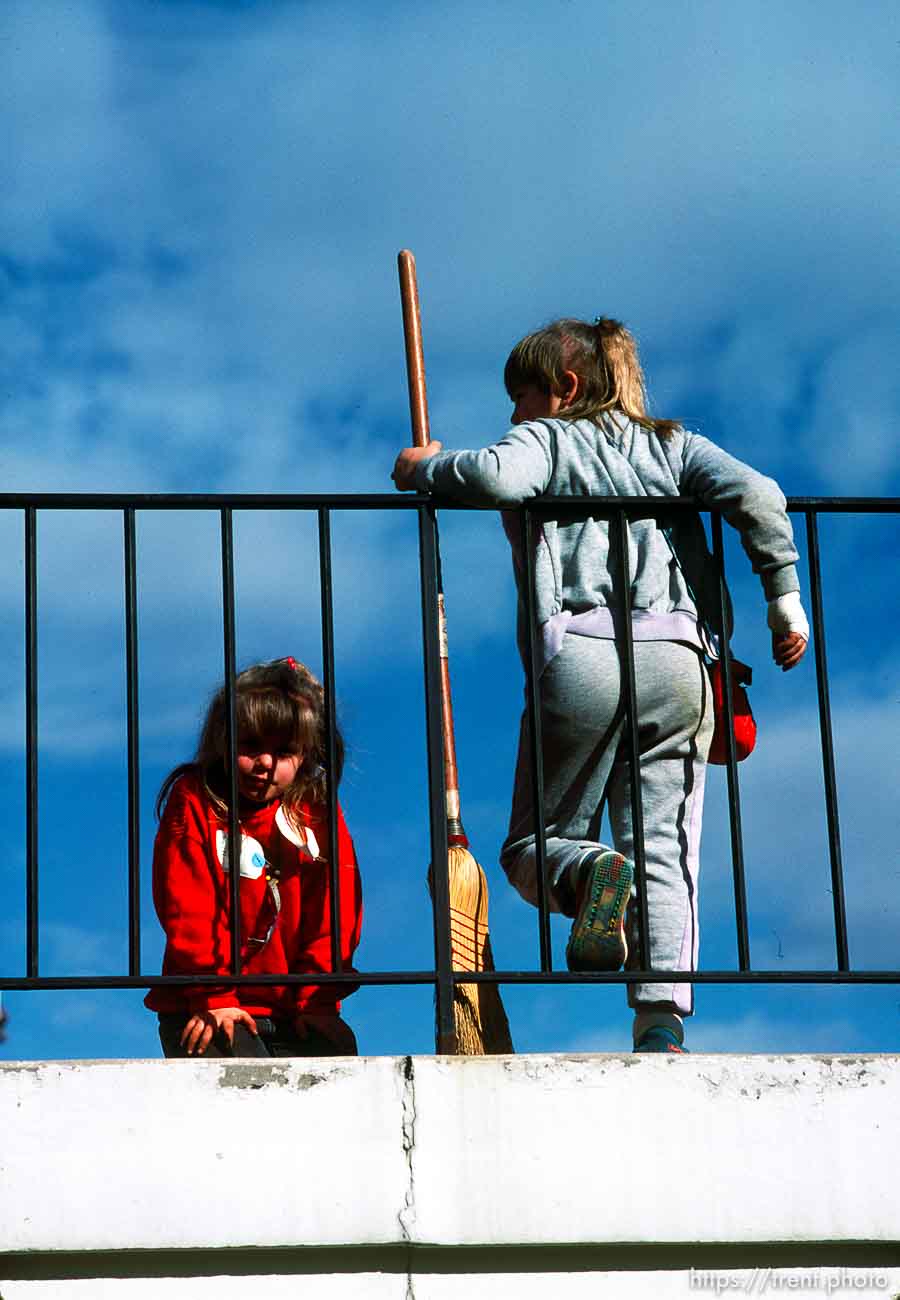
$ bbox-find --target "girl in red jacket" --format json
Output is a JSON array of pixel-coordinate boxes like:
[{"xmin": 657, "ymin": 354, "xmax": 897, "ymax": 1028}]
[{"xmin": 146, "ymin": 657, "xmax": 363, "ymax": 1058}]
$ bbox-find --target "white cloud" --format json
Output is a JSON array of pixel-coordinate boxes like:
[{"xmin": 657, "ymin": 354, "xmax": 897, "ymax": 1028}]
[
  {"xmin": 2, "ymin": 0, "xmax": 897, "ymax": 500},
  {"xmin": 804, "ymin": 324, "xmax": 900, "ymax": 491}
]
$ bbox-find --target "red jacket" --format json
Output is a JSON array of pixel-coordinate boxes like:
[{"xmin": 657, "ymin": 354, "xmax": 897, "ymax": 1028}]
[{"xmin": 145, "ymin": 773, "xmax": 362, "ymax": 1018}]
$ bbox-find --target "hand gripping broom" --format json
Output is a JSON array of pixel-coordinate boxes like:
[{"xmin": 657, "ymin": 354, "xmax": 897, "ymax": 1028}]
[{"xmin": 397, "ymin": 249, "xmax": 513, "ymax": 1055}]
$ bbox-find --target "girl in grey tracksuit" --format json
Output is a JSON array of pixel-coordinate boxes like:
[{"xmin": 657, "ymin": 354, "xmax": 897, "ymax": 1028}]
[{"xmin": 392, "ymin": 317, "xmax": 808, "ymax": 1052}]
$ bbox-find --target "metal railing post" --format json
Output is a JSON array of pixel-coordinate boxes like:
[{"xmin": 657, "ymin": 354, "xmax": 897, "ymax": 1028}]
[
  {"xmin": 318, "ymin": 507, "xmax": 343, "ymax": 974},
  {"xmin": 805, "ymin": 511, "xmax": 850, "ymax": 970},
  {"xmin": 418, "ymin": 503, "xmax": 457, "ymax": 1053},
  {"xmin": 711, "ymin": 512, "xmax": 751, "ymax": 970},
  {"xmin": 25, "ymin": 507, "xmax": 39, "ymax": 979},
  {"xmin": 220, "ymin": 508, "xmax": 242, "ymax": 980},
  {"xmin": 615, "ymin": 509, "xmax": 650, "ymax": 966},
  {"xmin": 522, "ymin": 507, "xmax": 553, "ymax": 971},
  {"xmin": 124, "ymin": 508, "xmax": 141, "ymax": 975}
]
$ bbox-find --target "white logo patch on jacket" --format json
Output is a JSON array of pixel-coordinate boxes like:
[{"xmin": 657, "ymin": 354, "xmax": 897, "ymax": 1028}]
[{"xmin": 215, "ymin": 830, "xmax": 267, "ymax": 879}]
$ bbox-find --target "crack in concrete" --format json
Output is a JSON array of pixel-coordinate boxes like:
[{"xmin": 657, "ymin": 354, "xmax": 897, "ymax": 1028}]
[{"xmin": 398, "ymin": 1055, "xmax": 417, "ymax": 1299}]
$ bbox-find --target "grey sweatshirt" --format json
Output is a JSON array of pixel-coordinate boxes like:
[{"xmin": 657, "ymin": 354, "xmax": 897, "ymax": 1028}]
[{"xmin": 416, "ymin": 412, "xmax": 800, "ymax": 656}]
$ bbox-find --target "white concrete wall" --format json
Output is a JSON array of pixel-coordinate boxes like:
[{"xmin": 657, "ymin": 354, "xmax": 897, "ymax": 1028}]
[
  {"xmin": 2, "ymin": 1054, "xmax": 899, "ymax": 1298},
  {"xmin": 3, "ymin": 1271, "xmax": 900, "ymax": 1300}
]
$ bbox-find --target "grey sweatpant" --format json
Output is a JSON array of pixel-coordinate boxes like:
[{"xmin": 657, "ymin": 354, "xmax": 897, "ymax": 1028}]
[{"xmin": 500, "ymin": 636, "xmax": 714, "ymax": 1015}]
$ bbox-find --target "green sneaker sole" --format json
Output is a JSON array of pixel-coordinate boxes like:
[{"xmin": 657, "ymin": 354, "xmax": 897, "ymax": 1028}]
[{"xmin": 565, "ymin": 851, "xmax": 633, "ymax": 972}]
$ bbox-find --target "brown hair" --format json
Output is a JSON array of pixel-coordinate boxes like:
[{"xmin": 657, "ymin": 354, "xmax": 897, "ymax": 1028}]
[
  {"xmin": 156, "ymin": 657, "xmax": 343, "ymax": 821},
  {"xmin": 504, "ymin": 317, "xmax": 679, "ymax": 438}
]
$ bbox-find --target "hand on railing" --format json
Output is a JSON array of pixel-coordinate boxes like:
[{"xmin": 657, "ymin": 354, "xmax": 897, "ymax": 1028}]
[{"xmin": 391, "ymin": 441, "xmax": 443, "ymax": 491}]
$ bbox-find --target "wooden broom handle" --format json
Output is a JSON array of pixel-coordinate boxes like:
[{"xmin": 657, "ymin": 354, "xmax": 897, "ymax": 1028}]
[
  {"xmin": 398, "ymin": 250, "xmax": 430, "ymax": 450},
  {"xmin": 398, "ymin": 250, "xmax": 466, "ymax": 841}
]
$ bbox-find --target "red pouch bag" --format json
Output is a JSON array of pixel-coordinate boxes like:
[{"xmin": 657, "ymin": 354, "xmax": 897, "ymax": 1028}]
[{"xmin": 708, "ymin": 658, "xmax": 756, "ymax": 764}]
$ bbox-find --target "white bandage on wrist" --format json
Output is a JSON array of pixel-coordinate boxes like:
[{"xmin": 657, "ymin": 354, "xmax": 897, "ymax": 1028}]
[{"xmin": 767, "ymin": 591, "xmax": 810, "ymax": 640}]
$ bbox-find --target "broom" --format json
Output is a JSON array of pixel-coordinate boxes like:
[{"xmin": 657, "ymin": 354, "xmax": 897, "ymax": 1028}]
[{"xmin": 397, "ymin": 248, "xmax": 513, "ymax": 1055}]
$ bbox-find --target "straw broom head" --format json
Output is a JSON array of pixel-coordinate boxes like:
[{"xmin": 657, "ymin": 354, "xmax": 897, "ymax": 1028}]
[{"xmin": 445, "ymin": 844, "xmax": 514, "ymax": 1055}]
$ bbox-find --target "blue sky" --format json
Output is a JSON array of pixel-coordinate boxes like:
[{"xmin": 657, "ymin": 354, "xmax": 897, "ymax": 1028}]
[{"xmin": 1, "ymin": 0, "xmax": 898, "ymax": 1059}]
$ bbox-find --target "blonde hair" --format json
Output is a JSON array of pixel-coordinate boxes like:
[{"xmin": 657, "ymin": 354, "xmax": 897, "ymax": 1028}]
[
  {"xmin": 156, "ymin": 657, "xmax": 343, "ymax": 821},
  {"xmin": 504, "ymin": 317, "xmax": 678, "ymax": 438}
]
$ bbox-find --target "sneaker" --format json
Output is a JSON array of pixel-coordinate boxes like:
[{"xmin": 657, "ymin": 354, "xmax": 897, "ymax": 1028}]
[
  {"xmin": 565, "ymin": 850, "xmax": 633, "ymax": 972},
  {"xmin": 633, "ymin": 1026, "xmax": 689, "ymax": 1054}
]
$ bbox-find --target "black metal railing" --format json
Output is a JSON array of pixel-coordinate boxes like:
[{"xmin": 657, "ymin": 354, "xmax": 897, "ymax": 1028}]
[{"xmin": 1, "ymin": 491, "xmax": 898, "ymax": 1054}]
